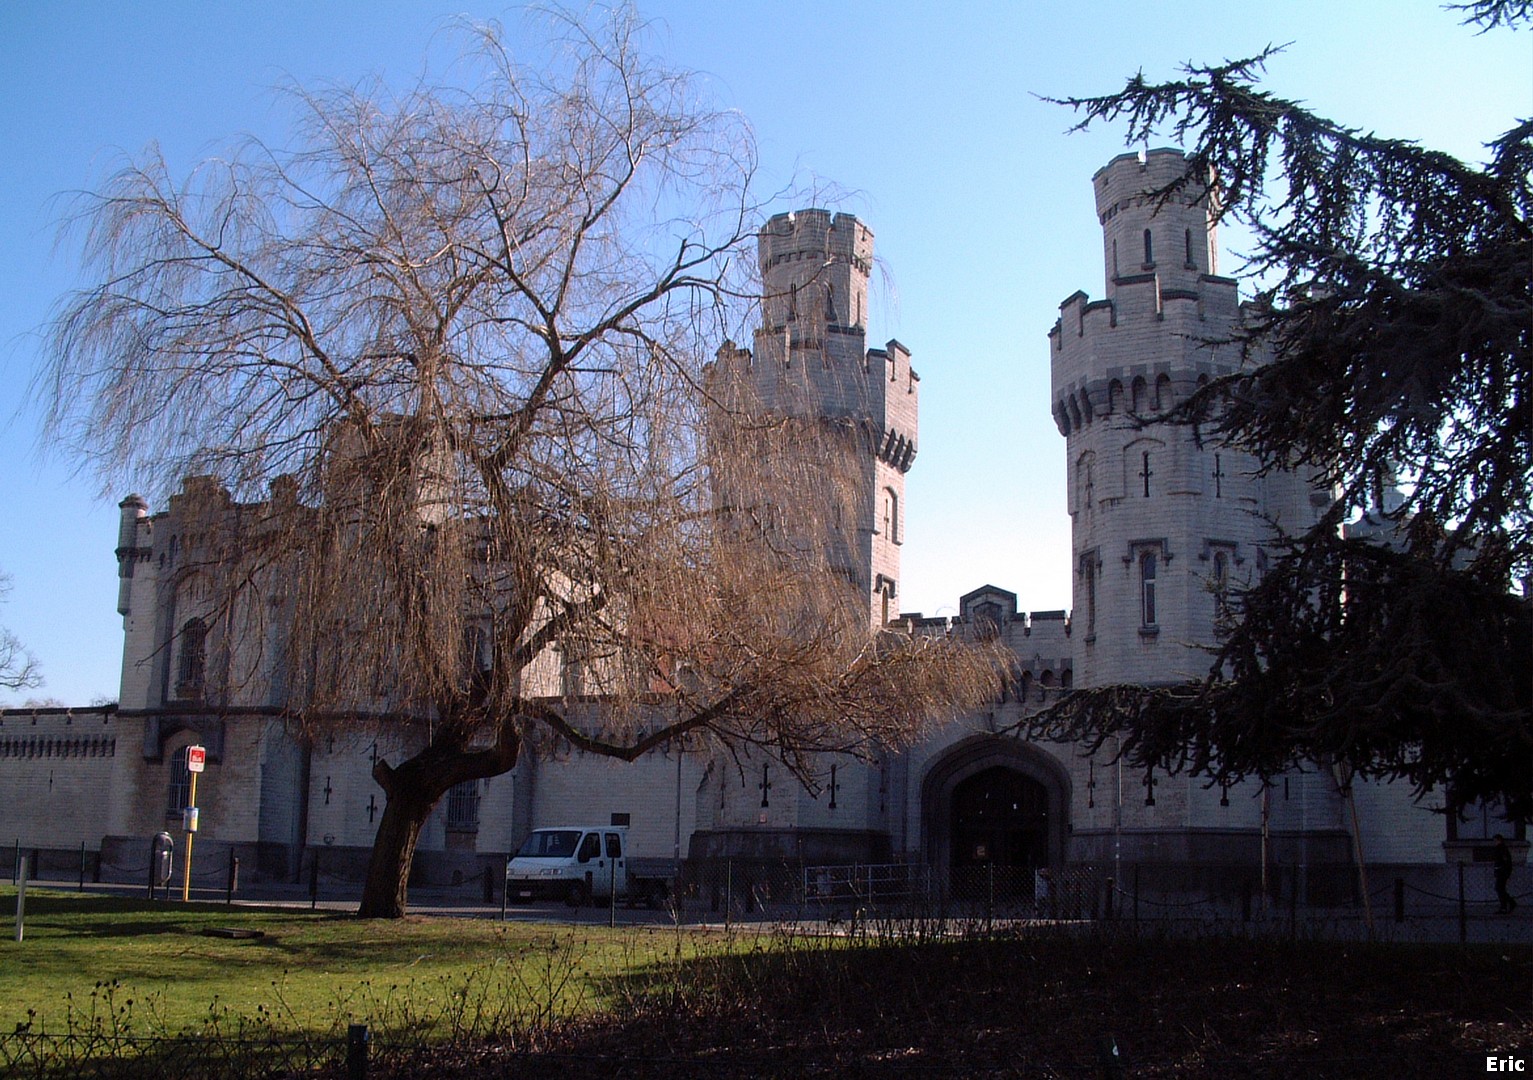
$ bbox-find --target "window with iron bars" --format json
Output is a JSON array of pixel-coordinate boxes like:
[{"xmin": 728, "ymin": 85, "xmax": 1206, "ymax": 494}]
[{"xmin": 446, "ymin": 779, "xmax": 480, "ymax": 830}]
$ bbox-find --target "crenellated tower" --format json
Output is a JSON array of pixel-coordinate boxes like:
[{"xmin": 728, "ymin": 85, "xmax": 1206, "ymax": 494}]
[
  {"xmin": 1050, "ymin": 149, "xmax": 1324, "ymax": 690},
  {"xmin": 717, "ymin": 209, "xmax": 919, "ymax": 628},
  {"xmin": 1049, "ymin": 149, "xmax": 1338, "ymax": 876}
]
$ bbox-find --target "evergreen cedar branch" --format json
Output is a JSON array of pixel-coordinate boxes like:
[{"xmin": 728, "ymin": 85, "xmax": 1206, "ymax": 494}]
[
  {"xmin": 1020, "ymin": 1, "xmax": 1532, "ymax": 819},
  {"xmin": 40, "ymin": 9, "xmax": 1006, "ymax": 917}
]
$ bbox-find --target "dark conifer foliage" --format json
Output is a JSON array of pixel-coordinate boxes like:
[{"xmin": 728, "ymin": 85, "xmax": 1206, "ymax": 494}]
[{"xmin": 1025, "ymin": 4, "xmax": 1531, "ymax": 818}]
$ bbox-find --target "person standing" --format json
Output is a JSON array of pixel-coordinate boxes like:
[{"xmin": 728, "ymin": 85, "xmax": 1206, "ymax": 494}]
[{"xmin": 1493, "ymin": 835, "xmax": 1517, "ymax": 914}]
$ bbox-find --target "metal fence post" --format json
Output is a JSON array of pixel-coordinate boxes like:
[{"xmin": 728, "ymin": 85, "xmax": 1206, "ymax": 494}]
[
  {"xmin": 346, "ymin": 1023, "xmax": 370, "ymax": 1080},
  {"xmin": 228, "ymin": 851, "xmax": 240, "ymax": 906},
  {"xmin": 1458, "ymin": 863, "xmax": 1467, "ymax": 944},
  {"xmin": 309, "ymin": 852, "xmax": 320, "ymax": 910}
]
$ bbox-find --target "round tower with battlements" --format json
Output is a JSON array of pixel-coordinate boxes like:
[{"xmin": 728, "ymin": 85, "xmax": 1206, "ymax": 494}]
[
  {"xmin": 1049, "ymin": 149, "xmax": 1334, "ymax": 878},
  {"xmin": 1050, "ymin": 149, "xmax": 1301, "ymax": 690},
  {"xmin": 716, "ymin": 209, "xmax": 918, "ymax": 629}
]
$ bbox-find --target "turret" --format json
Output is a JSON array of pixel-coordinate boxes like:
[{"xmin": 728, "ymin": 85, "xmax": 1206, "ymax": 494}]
[
  {"xmin": 757, "ymin": 209, "xmax": 871, "ymax": 346},
  {"xmin": 1050, "ymin": 149, "xmax": 1276, "ymax": 690},
  {"xmin": 708, "ymin": 209, "xmax": 917, "ymax": 629},
  {"xmin": 116, "ymin": 494, "xmax": 150, "ymax": 616},
  {"xmin": 1095, "ymin": 148, "xmax": 1218, "ymax": 299}
]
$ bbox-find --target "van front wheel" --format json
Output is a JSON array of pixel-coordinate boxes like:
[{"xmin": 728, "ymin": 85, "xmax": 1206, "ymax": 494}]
[{"xmin": 564, "ymin": 881, "xmax": 589, "ymax": 908}]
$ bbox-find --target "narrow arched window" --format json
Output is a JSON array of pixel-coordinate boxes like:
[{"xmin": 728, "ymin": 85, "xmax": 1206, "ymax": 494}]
[
  {"xmin": 1141, "ymin": 552, "xmax": 1158, "ymax": 627},
  {"xmin": 1143, "ymin": 228, "xmax": 1154, "ymax": 265},
  {"xmin": 1131, "ymin": 377, "xmax": 1147, "ymax": 414},
  {"xmin": 1185, "ymin": 228, "xmax": 1194, "ymax": 267},
  {"xmin": 1084, "ymin": 557, "xmax": 1097, "ymax": 633},
  {"xmin": 177, "ymin": 618, "xmax": 207, "ymax": 697},
  {"xmin": 884, "ymin": 488, "xmax": 899, "ymax": 543},
  {"xmin": 1213, "ymin": 552, "xmax": 1230, "ymax": 621}
]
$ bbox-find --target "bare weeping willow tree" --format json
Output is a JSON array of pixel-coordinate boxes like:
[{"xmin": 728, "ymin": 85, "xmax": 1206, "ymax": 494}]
[{"xmin": 41, "ymin": 8, "xmax": 1003, "ymax": 917}]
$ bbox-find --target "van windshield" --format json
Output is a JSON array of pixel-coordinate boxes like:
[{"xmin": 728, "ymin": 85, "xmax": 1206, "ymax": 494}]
[{"xmin": 515, "ymin": 830, "xmax": 581, "ymax": 858}]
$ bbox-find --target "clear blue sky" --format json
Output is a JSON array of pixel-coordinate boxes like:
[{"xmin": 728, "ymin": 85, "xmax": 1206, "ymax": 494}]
[{"xmin": 0, "ymin": 1, "xmax": 1526, "ymax": 706}]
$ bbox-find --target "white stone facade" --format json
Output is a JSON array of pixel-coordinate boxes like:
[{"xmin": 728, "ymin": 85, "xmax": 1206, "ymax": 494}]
[{"xmin": 0, "ymin": 157, "xmax": 1463, "ymax": 899}]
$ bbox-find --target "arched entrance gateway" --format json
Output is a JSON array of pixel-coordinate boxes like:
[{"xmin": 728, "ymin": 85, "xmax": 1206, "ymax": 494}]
[{"xmin": 921, "ymin": 737, "xmax": 1070, "ymax": 893}]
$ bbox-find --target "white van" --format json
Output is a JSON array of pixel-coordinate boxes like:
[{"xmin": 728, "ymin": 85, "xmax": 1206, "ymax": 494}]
[{"xmin": 506, "ymin": 826, "xmax": 671, "ymax": 907}]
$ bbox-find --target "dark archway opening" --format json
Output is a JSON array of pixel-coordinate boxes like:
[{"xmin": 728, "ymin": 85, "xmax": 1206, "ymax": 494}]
[
  {"xmin": 950, "ymin": 766, "xmax": 1049, "ymax": 894},
  {"xmin": 920, "ymin": 736, "xmax": 1070, "ymax": 893}
]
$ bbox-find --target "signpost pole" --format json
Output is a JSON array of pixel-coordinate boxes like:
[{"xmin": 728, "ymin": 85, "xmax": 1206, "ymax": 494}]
[
  {"xmin": 181, "ymin": 745, "xmax": 206, "ymax": 903},
  {"xmin": 182, "ymin": 768, "xmax": 198, "ymax": 902}
]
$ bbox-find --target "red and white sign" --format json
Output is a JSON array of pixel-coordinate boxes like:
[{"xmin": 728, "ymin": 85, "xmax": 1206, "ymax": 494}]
[{"xmin": 186, "ymin": 745, "xmax": 206, "ymax": 773}]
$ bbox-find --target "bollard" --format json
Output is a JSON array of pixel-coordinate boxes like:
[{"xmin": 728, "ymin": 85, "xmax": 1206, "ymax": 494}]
[
  {"xmin": 14, "ymin": 852, "xmax": 29, "ymax": 942},
  {"xmin": 500, "ymin": 855, "xmax": 509, "ymax": 922},
  {"xmin": 1394, "ymin": 877, "xmax": 1405, "ymax": 924},
  {"xmin": 228, "ymin": 852, "xmax": 240, "ymax": 907},
  {"xmin": 1096, "ymin": 1033, "xmax": 1126, "ymax": 1080},
  {"xmin": 346, "ymin": 1023, "xmax": 370, "ymax": 1080}
]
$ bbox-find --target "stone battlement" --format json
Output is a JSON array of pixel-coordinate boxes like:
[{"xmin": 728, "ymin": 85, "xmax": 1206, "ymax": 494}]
[{"xmin": 758, "ymin": 209, "xmax": 873, "ymax": 276}]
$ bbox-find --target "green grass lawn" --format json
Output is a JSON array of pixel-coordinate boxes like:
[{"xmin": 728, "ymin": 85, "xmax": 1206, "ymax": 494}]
[
  {"xmin": 3, "ymin": 888, "xmax": 1529, "ymax": 1079},
  {"xmin": 0, "ymin": 888, "xmax": 697, "ymax": 1040}
]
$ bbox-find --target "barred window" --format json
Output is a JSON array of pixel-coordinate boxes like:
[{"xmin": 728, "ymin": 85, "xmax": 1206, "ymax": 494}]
[
  {"xmin": 446, "ymin": 780, "xmax": 480, "ymax": 830},
  {"xmin": 167, "ymin": 745, "xmax": 191, "ymax": 813}
]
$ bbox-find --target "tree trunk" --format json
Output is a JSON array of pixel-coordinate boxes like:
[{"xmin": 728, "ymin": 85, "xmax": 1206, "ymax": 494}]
[
  {"xmin": 355, "ymin": 717, "xmax": 522, "ymax": 918},
  {"xmin": 357, "ymin": 783, "xmax": 436, "ymax": 918}
]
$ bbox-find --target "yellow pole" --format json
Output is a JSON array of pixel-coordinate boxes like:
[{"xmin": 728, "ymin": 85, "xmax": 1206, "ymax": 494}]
[{"xmin": 181, "ymin": 770, "xmax": 198, "ymax": 902}]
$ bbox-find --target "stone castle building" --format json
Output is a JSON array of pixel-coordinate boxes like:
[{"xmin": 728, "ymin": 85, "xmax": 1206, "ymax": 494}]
[{"xmin": 1, "ymin": 151, "xmax": 1487, "ymax": 900}]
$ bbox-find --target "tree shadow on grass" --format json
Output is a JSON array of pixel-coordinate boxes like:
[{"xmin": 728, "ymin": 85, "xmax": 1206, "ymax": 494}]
[{"xmin": 569, "ymin": 931, "xmax": 1533, "ymax": 1079}]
